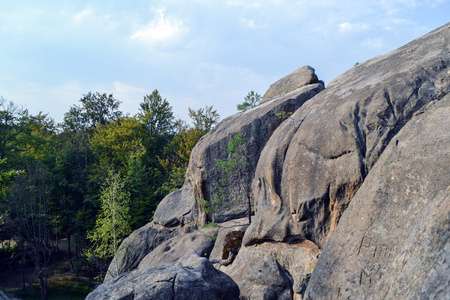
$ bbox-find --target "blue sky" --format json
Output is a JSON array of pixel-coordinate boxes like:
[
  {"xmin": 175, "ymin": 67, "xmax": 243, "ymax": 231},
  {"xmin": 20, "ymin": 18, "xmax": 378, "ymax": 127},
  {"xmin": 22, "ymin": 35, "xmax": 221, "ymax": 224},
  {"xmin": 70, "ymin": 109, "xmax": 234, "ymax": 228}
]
[{"xmin": 1, "ymin": 0, "xmax": 449, "ymax": 124}]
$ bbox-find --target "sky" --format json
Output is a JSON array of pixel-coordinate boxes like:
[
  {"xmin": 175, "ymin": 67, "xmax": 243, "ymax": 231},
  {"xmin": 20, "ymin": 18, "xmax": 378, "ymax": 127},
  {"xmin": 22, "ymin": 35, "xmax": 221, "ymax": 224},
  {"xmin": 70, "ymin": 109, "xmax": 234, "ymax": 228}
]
[{"xmin": 1, "ymin": 0, "xmax": 449, "ymax": 124}]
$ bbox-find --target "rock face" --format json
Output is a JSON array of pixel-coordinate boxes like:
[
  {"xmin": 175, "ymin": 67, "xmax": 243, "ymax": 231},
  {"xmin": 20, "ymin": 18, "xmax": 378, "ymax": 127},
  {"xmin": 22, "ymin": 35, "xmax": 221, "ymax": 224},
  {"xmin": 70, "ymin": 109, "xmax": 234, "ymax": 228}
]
[
  {"xmin": 224, "ymin": 241, "xmax": 321, "ymax": 300},
  {"xmin": 305, "ymin": 95, "xmax": 450, "ymax": 299},
  {"xmin": 154, "ymin": 80, "xmax": 324, "ymax": 227},
  {"xmin": 262, "ymin": 66, "xmax": 321, "ymax": 103},
  {"xmin": 138, "ymin": 226, "xmax": 218, "ymax": 269},
  {"xmin": 87, "ymin": 251, "xmax": 240, "ymax": 300},
  {"xmin": 95, "ymin": 23, "xmax": 450, "ymax": 300},
  {"xmin": 243, "ymin": 22, "xmax": 450, "ymax": 249},
  {"xmin": 103, "ymin": 221, "xmax": 181, "ymax": 282}
]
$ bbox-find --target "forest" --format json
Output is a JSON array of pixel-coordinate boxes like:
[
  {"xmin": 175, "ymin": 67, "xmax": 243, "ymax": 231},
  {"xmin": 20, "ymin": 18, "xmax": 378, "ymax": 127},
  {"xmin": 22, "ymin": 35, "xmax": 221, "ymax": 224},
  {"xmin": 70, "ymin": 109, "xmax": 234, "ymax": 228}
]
[{"xmin": 0, "ymin": 90, "xmax": 225, "ymax": 299}]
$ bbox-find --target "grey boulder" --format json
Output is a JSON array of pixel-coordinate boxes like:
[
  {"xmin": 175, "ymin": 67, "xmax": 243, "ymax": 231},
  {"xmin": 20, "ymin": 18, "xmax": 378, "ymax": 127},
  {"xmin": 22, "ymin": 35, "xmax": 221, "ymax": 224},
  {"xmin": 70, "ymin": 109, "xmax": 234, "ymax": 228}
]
[
  {"xmin": 87, "ymin": 250, "xmax": 240, "ymax": 300},
  {"xmin": 262, "ymin": 66, "xmax": 321, "ymax": 103}
]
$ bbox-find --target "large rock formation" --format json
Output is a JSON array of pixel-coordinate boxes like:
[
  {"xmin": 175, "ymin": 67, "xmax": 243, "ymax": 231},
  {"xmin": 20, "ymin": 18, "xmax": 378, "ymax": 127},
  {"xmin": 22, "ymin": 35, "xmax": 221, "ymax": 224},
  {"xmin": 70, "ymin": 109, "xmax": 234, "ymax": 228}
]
[
  {"xmin": 243, "ymin": 22, "xmax": 450, "ymax": 249},
  {"xmin": 305, "ymin": 95, "xmax": 450, "ymax": 299},
  {"xmin": 155, "ymin": 80, "xmax": 324, "ymax": 227},
  {"xmin": 92, "ymin": 23, "xmax": 449, "ymax": 299}
]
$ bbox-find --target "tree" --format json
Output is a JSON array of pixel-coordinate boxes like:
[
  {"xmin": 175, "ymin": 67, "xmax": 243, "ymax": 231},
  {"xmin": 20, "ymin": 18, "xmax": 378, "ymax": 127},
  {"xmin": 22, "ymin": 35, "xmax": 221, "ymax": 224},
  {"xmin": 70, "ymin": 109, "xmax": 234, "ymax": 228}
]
[
  {"xmin": 0, "ymin": 158, "xmax": 23, "ymax": 199},
  {"xmin": 0, "ymin": 97, "xmax": 33, "ymax": 160},
  {"xmin": 188, "ymin": 105, "xmax": 220, "ymax": 134},
  {"xmin": 215, "ymin": 133, "xmax": 252, "ymax": 224},
  {"xmin": 237, "ymin": 91, "xmax": 261, "ymax": 112},
  {"xmin": 87, "ymin": 170, "xmax": 131, "ymax": 278},
  {"xmin": 63, "ymin": 92, "xmax": 122, "ymax": 131},
  {"xmin": 138, "ymin": 90, "xmax": 175, "ymax": 136},
  {"xmin": 8, "ymin": 164, "xmax": 53, "ymax": 299}
]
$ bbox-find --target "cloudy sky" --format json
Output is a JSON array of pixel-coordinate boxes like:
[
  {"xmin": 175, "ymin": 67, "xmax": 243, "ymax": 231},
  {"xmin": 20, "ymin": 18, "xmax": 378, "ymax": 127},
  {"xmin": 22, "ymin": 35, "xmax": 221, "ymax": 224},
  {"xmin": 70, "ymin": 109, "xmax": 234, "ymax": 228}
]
[{"xmin": 1, "ymin": 0, "xmax": 449, "ymax": 124}]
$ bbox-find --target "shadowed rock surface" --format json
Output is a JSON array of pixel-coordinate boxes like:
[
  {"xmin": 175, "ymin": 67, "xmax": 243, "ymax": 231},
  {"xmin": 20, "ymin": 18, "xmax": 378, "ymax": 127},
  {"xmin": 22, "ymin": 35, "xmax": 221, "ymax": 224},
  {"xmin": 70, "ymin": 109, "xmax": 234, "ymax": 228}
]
[
  {"xmin": 154, "ymin": 81, "xmax": 324, "ymax": 227},
  {"xmin": 87, "ymin": 251, "xmax": 240, "ymax": 300},
  {"xmin": 243, "ymin": 22, "xmax": 450, "ymax": 249},
  {"xmin": 224, "ymin": 241, "xmax": 321, "ymax": 300},
  {"xmin": 305, "ymin": 94, "xmax": 450, "ymax": 299},
  {"xmin": 103, "ymin": 221, "xmax": 181, "ymax": 282}
]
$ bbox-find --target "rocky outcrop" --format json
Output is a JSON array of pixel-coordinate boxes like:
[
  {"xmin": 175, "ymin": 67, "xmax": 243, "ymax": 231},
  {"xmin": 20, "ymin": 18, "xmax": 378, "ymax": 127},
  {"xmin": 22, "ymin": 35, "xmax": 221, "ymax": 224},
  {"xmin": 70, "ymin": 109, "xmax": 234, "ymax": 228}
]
[
  {"xmin": 138, "ymin": 226, "xmax": 218, "ymax": 269},
  {"xmin": 87, "ymin": 250, "xmax": 240, "ymax": 300},
  {"xmin": 243, "ymin": 22, "xmax": 450, "ymax": 249},
  {"xmin": 154, "ymin": 80, "xmax": 324, "ymax": 227},
  {"xmin": 262, "ymin": 66, "xmax": 322, "ymax": 103},
  {"xmin": 305, "ymin": 95, "xmax": 450, "ymax": 299},
  {"xmin": 103, "ymin": 221, "xmax": 181, "ymax": 282},
  {"xmin": 223, "ymin": 241, "xmax": 320, "ymax": 300},
  {"xmin": 94, "ymin": 23, "xmax": 450, "ymax": 300}
]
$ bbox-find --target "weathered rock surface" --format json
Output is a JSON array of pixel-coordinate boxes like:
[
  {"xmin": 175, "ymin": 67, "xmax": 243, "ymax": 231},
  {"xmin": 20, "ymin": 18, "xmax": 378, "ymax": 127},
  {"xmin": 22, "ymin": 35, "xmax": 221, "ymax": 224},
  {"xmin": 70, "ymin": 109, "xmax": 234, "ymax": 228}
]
[
  {"xmin": 138, "ymin": 226, "xmax": 218, "ymax": 269},
  {"xmin": 305, "ymin": 94, "xmax": 450, "ymax": 299},
  {"xmin": 209, "ymin": 218, "xmax": 249, "ymax": 264},
  {"xmin": 243, "ymin": 22, "xmax": 450, "ymax": 249},
  {"xmin": 154, "ymin": 80, "xmax": 324, "ymax": 227},
  {"xmin": 222, "ymin": 241, "xmax": 320, "ymax": 300},
  {"xmin": 262, "ymin": 66, "xmax": 321, "ymax": 103},
  {"xmin": 87, "ymin": 250, "xmax": 240, "ymax": 300},
  {"xmin": 104, "ymin": 221, "xmax": 181, "ymax": 282},
  {"xmin": 95, "ymin": 24, "xmax": 450, "ymax": 300}
]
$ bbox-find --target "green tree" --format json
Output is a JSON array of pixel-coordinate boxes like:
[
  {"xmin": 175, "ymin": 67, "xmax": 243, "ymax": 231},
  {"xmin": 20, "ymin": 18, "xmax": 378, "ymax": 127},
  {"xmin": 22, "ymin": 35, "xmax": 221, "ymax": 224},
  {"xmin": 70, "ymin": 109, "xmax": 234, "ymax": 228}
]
[
  {"xmin": 237, "ymin": 91, "xmax": 261, "ymax": 112},
  {"xmin": 0, "ymin": 158, "xmax": 23, "ymax": 199},
  {"xmin": 215, "ymin": 133, "xmax": 251, "ymax": 224},
  {"xmin": 188, "ymin": 105, "xmax": 220, "ymax": 134},
  {"xmin": 138, "ymin": 90, "xmax": 175, "ymax": 136},
  {"xmin": 63, "ymin": 92, "xmax": 122, "ymax": 131},
  {"xmin": 87, "ymin": 170, "xmax": 131, "ymax": 277}
]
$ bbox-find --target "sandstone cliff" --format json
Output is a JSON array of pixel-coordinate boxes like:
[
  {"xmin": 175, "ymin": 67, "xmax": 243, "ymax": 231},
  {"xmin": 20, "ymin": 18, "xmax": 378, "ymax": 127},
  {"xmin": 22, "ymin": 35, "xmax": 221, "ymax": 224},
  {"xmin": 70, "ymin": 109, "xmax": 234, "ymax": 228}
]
[{"xmin": 88, "ymin": 23, "xmax": 449, "ymax": 300}]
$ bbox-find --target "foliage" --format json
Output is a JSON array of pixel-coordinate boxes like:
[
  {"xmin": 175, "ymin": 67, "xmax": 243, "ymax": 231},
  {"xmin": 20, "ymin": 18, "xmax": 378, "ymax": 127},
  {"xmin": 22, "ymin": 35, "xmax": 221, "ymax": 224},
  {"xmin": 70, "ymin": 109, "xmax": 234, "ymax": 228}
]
[
  {"xmin": 276, "ymin": 111, "xmax": 293, "ymax": 120},
  {"xmin": 203, "ymin": 222, "xmax": 219, "ymax": 228},
  {"xmin": 214, "ymin": 133, "xmax": 252, "ymax": 224},
  {"xmin": 63, "ymin": 92, "xmax": 122, "ymax": 131},
  {"xmin": 0, "ymin": 92, "xmax": 219, "ymax": 289},
  {"xmin": 0, "ymin": 158, "xmax": 23, "ymax": 199},
  {"xmin": 237, "ymin": 91, "xmax": 261, "ymax": 112},
  {"xmin": 138, "ymin": 90, "xmax": 175, "ymax": 136},
  {"xmin": 87, "ymin": 169, "xmax": 131, "ymax": 260}
]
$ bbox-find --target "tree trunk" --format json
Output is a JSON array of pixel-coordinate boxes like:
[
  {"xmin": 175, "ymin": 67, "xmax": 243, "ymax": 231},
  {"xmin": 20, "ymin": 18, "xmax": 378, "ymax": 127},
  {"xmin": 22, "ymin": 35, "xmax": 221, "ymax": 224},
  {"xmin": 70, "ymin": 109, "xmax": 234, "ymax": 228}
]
[{"xmin": 39, "ymin": 269, "xmax": 48, "ymax": 300}]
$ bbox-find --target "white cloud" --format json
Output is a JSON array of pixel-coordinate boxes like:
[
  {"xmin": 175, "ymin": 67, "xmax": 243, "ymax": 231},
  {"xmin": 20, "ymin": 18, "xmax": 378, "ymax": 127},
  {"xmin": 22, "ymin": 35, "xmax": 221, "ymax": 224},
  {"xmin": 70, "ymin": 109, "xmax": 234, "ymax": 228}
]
[
  {"xmin": 130, "ymin": 10, "xmax": 187, "ymax": 43},
  {"xmin": 338, "ymin": 22, "xmax": 369, "ymax": 33}
]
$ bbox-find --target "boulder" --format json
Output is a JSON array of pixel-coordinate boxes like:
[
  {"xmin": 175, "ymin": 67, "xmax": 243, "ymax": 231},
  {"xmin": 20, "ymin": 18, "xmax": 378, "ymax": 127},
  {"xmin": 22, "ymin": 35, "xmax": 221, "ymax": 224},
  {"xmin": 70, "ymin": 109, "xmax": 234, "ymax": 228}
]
[
  {"xmin": 103, "ymin": 221, "xmax": 181, "ymax": 282},
  {"xmin": 243, "ymin": 22, "xmax": 450, "ymax": 249},
  {"xmin": 87, "ymin": 250, "xmax": 240, "ymax": 300},
  {"xmin": 222, "ymin": 241, "xmax": 321, "ymax": 300},
  {"xmin": 209, "ymin": 218, "xmax": 249, "ymax": 265},
  {"xmin": 138, "ymin": 226, "xmax": 218, "ymax": 269},
  {"xmin": 262, "ymin": 66, "xmax": 321, "ymax": 103},
  {"xmin": 305, "ymin": 94, "xmax": 450, "ymax": 299},
  {"xmin": 154, "ymin": 82, "xmax": 324, "ymax": 227}
]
